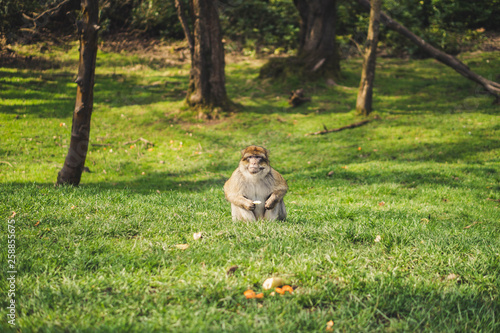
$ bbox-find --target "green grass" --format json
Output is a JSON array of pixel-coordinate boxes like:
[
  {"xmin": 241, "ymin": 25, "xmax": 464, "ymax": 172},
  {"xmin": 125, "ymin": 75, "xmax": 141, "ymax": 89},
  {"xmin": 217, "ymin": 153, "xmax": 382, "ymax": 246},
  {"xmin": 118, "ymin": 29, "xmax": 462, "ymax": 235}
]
[{"xmin": 0, "ymin": 42, "xmax": 499, "ymax": 332}]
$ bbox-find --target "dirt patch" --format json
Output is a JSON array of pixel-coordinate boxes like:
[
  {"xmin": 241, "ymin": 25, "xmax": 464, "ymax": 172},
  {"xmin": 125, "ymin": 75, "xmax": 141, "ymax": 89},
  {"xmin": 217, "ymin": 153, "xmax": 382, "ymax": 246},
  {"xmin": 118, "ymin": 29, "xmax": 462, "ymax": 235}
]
[
  {"xmin": 99, "ymin": 32, "xmax": 190, "ymax": 68},
  {"xmin": 480, "ymin": 32, "xmax": 500, "ymax": 51}
]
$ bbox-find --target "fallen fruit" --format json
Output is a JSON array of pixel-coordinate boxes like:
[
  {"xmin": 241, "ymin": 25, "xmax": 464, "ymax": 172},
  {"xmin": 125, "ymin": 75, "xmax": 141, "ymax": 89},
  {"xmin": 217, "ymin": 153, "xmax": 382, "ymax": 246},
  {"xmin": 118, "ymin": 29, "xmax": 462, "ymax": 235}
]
[
  {"xmin": 275, "ymin": 287, "xmax": 285, "ymax": 295},
  {"xmin": 253, "ymin": 201, "xmax": 262, "ymax": 205},
  {"xmin": 281, "ymin": 285, "xmax": 293, "ymax": 293},
  {"xmin": 263, "ymin": 277, "xmax": 285, "ymax": 290},
  {"xmin": 244, "ymin": 290, "xmax": 256, "ymax": 299}
]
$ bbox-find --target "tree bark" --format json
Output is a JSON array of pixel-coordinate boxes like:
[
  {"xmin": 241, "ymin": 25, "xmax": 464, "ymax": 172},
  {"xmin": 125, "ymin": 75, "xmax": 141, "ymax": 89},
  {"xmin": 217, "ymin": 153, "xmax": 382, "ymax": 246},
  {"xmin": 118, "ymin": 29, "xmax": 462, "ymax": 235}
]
[
  {"xmin": 293, "ymin": 0, "xmax": 340, "ymax": 78},
  {"xmin": 177, "ymin": 0, "xmax": 231, "ymax": 111},
  {"xmin": 356, "ymin": 0, "xmax": 381, "ymax": 116},
  {"xmin": 57, "ymin": 0, "xmax": 99, "ymax": 185},
  {"xmin": 356, "ymin": 0, "xmax": 500, "ymax": 102}
]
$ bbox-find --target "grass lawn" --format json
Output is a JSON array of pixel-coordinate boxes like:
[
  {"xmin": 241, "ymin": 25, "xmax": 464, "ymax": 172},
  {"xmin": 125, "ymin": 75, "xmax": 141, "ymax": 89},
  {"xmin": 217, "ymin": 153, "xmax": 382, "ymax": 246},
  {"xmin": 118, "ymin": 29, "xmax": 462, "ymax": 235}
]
[{"xmin": 0, "ymin": 41, "xmax": 499, "ymax": 332}]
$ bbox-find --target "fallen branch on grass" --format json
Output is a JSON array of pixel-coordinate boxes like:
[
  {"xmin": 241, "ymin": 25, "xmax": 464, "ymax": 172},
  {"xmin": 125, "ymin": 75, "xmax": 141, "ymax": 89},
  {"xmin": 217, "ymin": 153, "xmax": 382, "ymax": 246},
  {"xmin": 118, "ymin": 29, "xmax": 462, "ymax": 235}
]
[
  {"xmin": 464, "ymin": 221, "xmax": 482, "ymax": 229},
  {"xmin": 305, "ymin": 119, "xmax": 372, "ymax": 136},
  {"xmin": 0, "ymin": 161, "xmax": 13, "ymax": 167}
]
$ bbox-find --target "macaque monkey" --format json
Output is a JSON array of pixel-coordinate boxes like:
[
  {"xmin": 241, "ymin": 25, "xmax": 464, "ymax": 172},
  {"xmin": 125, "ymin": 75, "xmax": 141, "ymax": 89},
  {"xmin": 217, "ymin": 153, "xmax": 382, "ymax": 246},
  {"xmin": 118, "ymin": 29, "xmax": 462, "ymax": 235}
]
[{"xmin": 224, "ymin": 146, "xmax": 288, "ymax": 221}]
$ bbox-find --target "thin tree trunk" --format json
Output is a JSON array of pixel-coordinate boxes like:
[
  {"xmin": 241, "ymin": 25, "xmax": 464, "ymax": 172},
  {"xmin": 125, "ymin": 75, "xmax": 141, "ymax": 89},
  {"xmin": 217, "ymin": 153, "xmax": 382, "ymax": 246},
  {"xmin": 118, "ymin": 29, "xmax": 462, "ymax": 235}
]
[
  {"xmin": 180, "ymin": 0, "xmax": 230, "ymax": 111},
  {"xmin": 293, "ymin": 0, "xmax": 340, "ymax": 78},
  {"xmin": 174, "ymin": 0, "xmax": 194, "ymax": 53},
  {"xmin": 356, "ymin": 0, "xmax": 381, "ymax": 116},
  {"xmin": 57, "ymin": 0, "xmax": 99, "ymax": 185},
  {"xmin": 356, "ymin": 0, "xmax": 500, "ymax": 102}
]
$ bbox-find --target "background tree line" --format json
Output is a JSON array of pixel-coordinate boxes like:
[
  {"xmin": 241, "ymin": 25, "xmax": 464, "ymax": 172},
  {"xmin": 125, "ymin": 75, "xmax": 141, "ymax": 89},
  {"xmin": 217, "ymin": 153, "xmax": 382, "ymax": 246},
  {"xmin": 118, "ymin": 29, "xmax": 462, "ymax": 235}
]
[{"xmin": 3, "ymin": 0, "xmax": 499, "ymax": 58}]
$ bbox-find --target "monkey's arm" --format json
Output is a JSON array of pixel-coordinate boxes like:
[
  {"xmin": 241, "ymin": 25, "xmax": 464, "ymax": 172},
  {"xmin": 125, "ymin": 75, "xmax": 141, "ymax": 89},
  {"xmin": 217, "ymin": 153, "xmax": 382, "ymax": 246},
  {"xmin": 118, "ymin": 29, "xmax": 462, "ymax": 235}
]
[
  {"xmin": 224, "ymin": 171, "xmax": 255, "ymax": 211},
  {"xmin": 265, "ymin": 169, "xmax": 288, "ymax": 210}
]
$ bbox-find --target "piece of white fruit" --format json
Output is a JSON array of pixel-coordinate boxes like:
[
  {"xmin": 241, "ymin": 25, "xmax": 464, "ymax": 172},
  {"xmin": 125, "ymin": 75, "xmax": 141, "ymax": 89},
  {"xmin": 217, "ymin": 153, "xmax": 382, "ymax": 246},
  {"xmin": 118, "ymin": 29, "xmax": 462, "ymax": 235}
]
[
  {"xmin": 253, "ymin": 201, "xmax": 262, "ymax": 205},
  {"xmin": 263, "ymin": 277, "xmax": 285, "ymax": 290}
]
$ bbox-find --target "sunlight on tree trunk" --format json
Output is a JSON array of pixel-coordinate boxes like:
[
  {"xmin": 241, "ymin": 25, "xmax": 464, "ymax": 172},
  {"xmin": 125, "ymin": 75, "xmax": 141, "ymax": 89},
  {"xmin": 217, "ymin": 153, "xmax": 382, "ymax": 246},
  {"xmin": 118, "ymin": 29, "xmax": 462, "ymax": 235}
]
[
  {"xmin": 177, "ymin": 0, "xmax": 231, "ymax": 114},
  {"xmin": 293, "ymin": 0, "xmax": 340, "ymax": 78},
  {"xmin": 356, "ymin": 0, "xmax": 381, "ymax": 116},
  {"xmin": 57, "ymin": 0, "xmax": 99, "ymax": 185}
]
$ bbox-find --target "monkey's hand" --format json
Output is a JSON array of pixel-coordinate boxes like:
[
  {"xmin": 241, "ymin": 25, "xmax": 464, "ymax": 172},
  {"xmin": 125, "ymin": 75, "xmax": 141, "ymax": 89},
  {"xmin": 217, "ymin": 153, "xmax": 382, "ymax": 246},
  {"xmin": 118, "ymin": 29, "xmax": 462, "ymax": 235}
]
[
  {"xmin": 265, "ymin": 194, "xmax": 279, "ymax": 210},
  {"xmin": 243, "ymin": 199, "xmax": 256, "ymax": 211}
]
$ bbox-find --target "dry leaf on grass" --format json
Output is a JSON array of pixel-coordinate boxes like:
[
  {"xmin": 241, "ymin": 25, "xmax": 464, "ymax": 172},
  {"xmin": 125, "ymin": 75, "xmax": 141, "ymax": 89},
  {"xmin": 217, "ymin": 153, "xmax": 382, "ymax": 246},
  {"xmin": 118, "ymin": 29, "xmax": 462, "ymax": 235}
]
[
  {"xmin": 226, "ymin": 265, "xmax": 238, "ymax": 276},
  {"xmin": 174, "ymin": 244, "xmax": 189, "ymax": 250}
]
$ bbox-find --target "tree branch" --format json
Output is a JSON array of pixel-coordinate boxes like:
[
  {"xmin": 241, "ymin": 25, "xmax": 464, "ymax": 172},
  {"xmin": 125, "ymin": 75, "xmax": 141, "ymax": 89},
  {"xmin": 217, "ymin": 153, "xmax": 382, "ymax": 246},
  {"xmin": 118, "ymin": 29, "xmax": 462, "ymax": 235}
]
[
  {"xmin": 305, "ymin": 119, "xmax": 372, "ymax": 136},
  {"xmin": 23, "ymin": 0, "xmax": 80, "ymax": 30},
  {"xmin": 355, "ymin": 0, "xmax": 500, "ymax": 102}
]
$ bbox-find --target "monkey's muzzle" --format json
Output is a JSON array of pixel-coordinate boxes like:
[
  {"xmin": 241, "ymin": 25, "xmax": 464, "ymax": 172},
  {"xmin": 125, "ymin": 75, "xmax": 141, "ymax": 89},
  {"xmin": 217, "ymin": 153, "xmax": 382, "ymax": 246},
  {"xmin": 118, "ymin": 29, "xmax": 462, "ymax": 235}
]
[{"xmin": 248, "ymin": 166, "xmax": 261, "ymax": 174}]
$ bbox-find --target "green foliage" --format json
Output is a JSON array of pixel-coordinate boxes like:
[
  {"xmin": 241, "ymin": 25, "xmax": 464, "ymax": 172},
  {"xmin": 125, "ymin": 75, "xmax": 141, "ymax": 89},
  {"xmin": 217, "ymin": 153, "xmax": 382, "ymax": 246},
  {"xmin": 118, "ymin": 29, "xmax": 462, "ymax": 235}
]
[
  {"xmin": 430, "ymin": 0, "xmax": 500, "ymax": 31},
  {"xmin": 100, "ymin": 0, "xmax": 300, "ymax": 50},
  {"xmin": 99, "ymin": 0, "xmax": 183, "ymax": 38},
  {"xmin": 337, "ymin": 0, "xmax": 497, "ymax": 58},
  {"xmin": 1, "ymin": 43, "xmax": 499, "ymax": 331},
  {"xmin": 0, "ymin": 0, "xmax": 48, "ymax": 37},
  {"xmin": 218, "ymin": 0, "xmax": 300, "ymax": 52}
]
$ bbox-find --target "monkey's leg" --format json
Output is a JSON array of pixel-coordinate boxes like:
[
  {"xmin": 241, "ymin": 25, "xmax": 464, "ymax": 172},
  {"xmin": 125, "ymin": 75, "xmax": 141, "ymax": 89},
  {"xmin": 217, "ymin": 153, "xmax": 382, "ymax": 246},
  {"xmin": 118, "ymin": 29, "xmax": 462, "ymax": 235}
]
[
  {"xmin": 231, "ymin": 204, "xmax": 256, "ymax": 222},
  {"xmin": 264, "ymin": 200, "xmax": 287, "ymax": 221}
]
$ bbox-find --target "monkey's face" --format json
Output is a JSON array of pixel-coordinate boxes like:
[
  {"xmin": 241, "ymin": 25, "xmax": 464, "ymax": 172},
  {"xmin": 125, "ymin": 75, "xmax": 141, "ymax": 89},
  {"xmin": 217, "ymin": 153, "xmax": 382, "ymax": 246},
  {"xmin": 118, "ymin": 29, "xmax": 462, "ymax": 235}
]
[{"xmin": 239, "ymin": 146, "xmax": 270, "ymax": 176}]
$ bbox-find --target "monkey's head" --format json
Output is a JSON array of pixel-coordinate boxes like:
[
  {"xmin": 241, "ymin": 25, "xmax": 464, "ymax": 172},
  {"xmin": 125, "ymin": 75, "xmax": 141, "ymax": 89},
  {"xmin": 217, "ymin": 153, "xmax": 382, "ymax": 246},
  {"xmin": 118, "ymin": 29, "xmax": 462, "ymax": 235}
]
[{"xmin": 239, "ymin": 146, "xmax": 270, "ymax": 176}]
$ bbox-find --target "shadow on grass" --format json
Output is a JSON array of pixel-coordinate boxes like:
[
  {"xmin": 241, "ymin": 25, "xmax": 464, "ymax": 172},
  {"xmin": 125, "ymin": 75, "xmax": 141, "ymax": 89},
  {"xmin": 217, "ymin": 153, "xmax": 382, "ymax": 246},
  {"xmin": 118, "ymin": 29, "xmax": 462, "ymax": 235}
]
[
  {"xmin": 0, "ymin": 68, "xmax": 187, "ymax": 118},
  {"xmin": 299, "ymin": 279, "xmax": 499, "ymax": 330}
]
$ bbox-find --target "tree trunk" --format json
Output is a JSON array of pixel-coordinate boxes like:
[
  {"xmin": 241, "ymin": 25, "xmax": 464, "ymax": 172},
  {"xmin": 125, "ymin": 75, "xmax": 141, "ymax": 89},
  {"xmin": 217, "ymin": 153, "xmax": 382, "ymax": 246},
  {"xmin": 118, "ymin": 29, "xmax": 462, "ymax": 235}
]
[
  {"xmin": 356, "ymin": 0, "xmax": 500, "ymax": 102},
  {"xmin": 293, "ymin": 0, "xmax": 340, "ymax": 78},
  {"xmin": 57, "ymin": 0, "xmax": 99, "ymax": 185},
  {"xmin": 177, "ymin": 0, "xmax": 230, "ymax": 111},
  {"xmin": 356, "ymin": 0, "xmax": 381, "ymax": 116}
]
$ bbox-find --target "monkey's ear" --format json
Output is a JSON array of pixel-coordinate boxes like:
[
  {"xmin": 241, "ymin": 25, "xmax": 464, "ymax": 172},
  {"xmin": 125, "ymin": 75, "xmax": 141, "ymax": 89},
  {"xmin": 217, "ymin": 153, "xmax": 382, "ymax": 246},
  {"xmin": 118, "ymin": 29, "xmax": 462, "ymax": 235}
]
[
  {"xmin": 240, "ymin": 148, "xmax": 247, "ymax": 157},
  {"xmin": 263, "ymin": 147, "xmax": 270, "ymax": 159}
]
